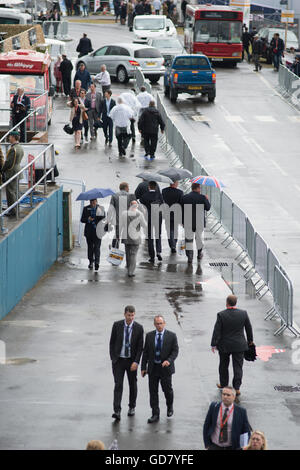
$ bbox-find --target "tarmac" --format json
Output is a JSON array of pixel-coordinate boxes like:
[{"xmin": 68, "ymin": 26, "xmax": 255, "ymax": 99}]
[{"xmin": 1, "ymin": 84, "xmax": 300, "ymax": 449}]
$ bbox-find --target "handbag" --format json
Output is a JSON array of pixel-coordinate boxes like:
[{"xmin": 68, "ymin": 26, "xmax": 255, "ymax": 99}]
[
  {"xmin": 82, "ymin": 111, "xmax": 89, "ymax": 121},
  {"xmin": 244, "ymin": 343, "xmax": 257, "ymax": 362},
  {"xmin": 63, "ymin": 124, "xmax": 74, "ymax": 135},
  {"xmin": 93, "ymin": 119, "xmax": 103, "ymax": 129},
  {"xmin": 107, "ymin": 247, "xmax": 125, "ymax": 266}
]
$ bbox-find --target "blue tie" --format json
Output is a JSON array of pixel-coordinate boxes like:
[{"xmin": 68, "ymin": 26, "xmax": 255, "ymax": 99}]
[
  {"xmin": 155, "ymin": 333, "xmax": 162, "ymax": 363},
  {"xmin": 124, "ymin": 325, "xmax": 130, "ymax": 358}
]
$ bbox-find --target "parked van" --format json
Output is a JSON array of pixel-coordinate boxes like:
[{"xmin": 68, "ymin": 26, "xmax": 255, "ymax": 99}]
[
  {"xmin": 133, "ymin": 15, "xmax": 176, "ymax": 43},
  {"xmin": 0, "ymin": 7, "xmax": 32, "ymax": 25}
]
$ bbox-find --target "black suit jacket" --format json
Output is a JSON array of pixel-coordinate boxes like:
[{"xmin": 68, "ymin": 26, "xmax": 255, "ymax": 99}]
[
  {"xmin": 162, "ymin": 187, "xmax": 183, "ymax": 207},
  {"xmin": 141, "ymin": 329, "xmax": 179, "ymax": 377},
  {"xmin": 80, "ymin": 204, "xmax": 105, "ymax": 238},
  {"xmin": 100, "ymin": 98, "xmax": 116, "ymax": 121},
  {"xmin": 203, "ymin": 402, "xmax": 251, "ymax": 449},
  {"xmin": 211, "ymin": 308, "xmax": 253, "ymax": 353},
  {"xmin": 11, "ymin": 93, "xmax": 31, "ymax": 115},
  {"xmin": 140, "ymin": 190, "xmax": 164, "ymax": 225},
  {"xmin": 181, "ymin": 191, "xmax": 211, "ymax": 231},
  {"xmin": 135, "ymin": 181, "xmax": 161, "ymax": 201},
  {"xmin": 109, "ymin": 320, "xmax": 144, "ymax": 365}
]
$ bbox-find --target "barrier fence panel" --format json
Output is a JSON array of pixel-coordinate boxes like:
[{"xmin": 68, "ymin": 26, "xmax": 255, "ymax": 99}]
[
  {"xmin": 210, "ymin": 187, "xmax": 221, "ymax": 221},
  {"xmin": 254, "ymin": 233, "xmax": 268, "ymax": 284},
  {"xmin": 246, "ymin": 218, "xmax": 255, "ymax": 265},
  {"xmin": 220, "ymin": 192, "xmax": 233, "ymax": 236},
  {"xmin": 273, "ymin": 266, "xmax": 294, "ymax": 335},
  {"xmin": 267, "ymin": 249, "xmax": 280, "ymax": 296},
  {"xmin": 232, "ymin": 203, "xmax": 247, "ymax": 252},
  {"xmin": 183, "ymin": 143, "xmax": 193, "ymax": 171}
]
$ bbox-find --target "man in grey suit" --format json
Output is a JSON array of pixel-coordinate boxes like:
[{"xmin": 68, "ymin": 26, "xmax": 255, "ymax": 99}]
[
  {"xmin": 107, "ymin": 182, "xmax": 136, "ymax": 248},
  {"xmin": 85, "ymin": 82, "xmax": 102, "ymax": 140},
  {"xmin": 141, "ymin": 315, "xmax": 179, "ymax": 423},
  {"xmin": 211, "ymin": 295, "xmax": 254, "ymax": 396}
]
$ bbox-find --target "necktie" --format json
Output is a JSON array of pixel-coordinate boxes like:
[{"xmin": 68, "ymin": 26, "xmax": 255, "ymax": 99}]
[
  {"xmin": 124, "ymin": 325, "xmax": 130, "ymax": 358},
  {"xmin": 219, "ymin": 407, "xmax": 229, "ymax": 443},
  {"xmin": 155, "ymin": 333, "xmax": 162, "ymax": 363}
]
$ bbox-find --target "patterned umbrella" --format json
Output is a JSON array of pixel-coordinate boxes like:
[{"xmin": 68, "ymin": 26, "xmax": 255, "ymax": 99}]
[{"xmin": 190, "ymin": 175, "xmax": 225, "ymax": 188}]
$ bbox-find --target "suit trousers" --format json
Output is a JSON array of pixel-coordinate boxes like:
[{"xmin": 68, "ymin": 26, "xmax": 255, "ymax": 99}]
[
  {"xmin": 116, "ymin": 128, "xmax": 130, "ymax": 155},
  {"xmin": 149, "ymin": 364, "xmax": 174, "ymax": 415},
  {"xmin": 103, "ymin": 117, "xmax": 113, "ymax": 143},
  {"xmin": 144, "ymin": 133, "xmax": 158, "ymax": 157},
  {"xmin": 87, "ymin": 108, "xmax": 99, "ymax": 137},
  {"xmin": 62, "ymin": 76, "xmax": 71, "ymax": 96},
  {"xmin": 86, "ymin": 234, "xmax": 101, "ymax": 265},
  {"xmin": 165, "ymin": 216, "xmax": 178, "ymax": 250},
  {"xmin": 185, "ymin": 230, "xmax": 203, "ymax": 260},
  {"xmin": 125, "ymin": 244, "xmax": 139, "ymax": 275},
  {"xmin": 112, "ymin": 358, "xmax": 137, "ymax": 412},
  {"xmin": 12, "ymin": 113, "xmax": 26, "ymax": 143},
  {"xmin": 219, "ymin": 351, "xmax": 244, "ymax": 390},
  {"xmin": 147, "ymin": 222, "xmax": 162, "ymax": 260}
]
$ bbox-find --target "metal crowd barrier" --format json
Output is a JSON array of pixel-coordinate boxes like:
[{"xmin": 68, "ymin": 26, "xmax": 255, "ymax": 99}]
[
  {"xmin": 277, "ymin": 64, "xmax": 300, "ymax": 110},
  {"xmin": 34, "ymin": 20, "xmax": 69, "ymax": 40},
  {"xmin": 133, "ymin": 67, "xmax": 152, "ymax": 95},
  {"xmin": 156, "ymin": 92, "xmax": 299, "ymax": 337}
]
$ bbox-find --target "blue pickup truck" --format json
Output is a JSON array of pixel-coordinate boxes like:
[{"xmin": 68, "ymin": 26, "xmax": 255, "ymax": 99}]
[{"xmin": 164, "ymin": 54, "xmax": 216, "ymax": 103}]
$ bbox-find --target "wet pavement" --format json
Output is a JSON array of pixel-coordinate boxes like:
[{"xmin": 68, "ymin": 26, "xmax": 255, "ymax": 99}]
[{"xmin": 0, "ymin": 23, "xmax": 300, "ymax": 450}]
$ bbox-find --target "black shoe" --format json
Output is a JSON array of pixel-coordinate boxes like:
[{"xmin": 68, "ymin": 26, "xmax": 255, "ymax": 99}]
[
  {"xmin": 150, "ymin": 155, "xmax": 155, "ymax": 159},
  {"xmin": 132, "ymin": 137, "xmax": 136, "ymax": 143},
  {"xmin": 122, "ymin": 149, "xmax": 126, "ymax": 155},
  {"xmin": 105, "ymin": 138, "xmax": 108, "ymax": 145},
  {"xmin": 171, "ymin": 248, "xmax": 177, "ymax": 254},
  {"xmin": 167, "ymin": 408, "xmax": 173, "ymax": 417},
  {"xmin": 112, "ymin": 412, "xmax": 121, "ymax": 421},
  {"xmin": 109, "ymin": 142, "xmax": 112, "ymax": 147},
  {"xmin": 157, "ymin": 254, "xmax": 162, "ymax": 261},
  {"xmin": 148, "ymin": 414, "xmax": 159, "ymax": 423},
  {"xmin": 148, "ymin": 258, "xmax": 155, "ymax": 263},
  {"xmin": 128, "ymin": 273, "xmax": 135, "ymax": 277},
  {"xmin": 128, "ymin": 407, "xmax": 135, "ymax": 416},
  {"xmin": 88, "ymin": 263, "xmax": 93, "ymax": 270},
  {"xmin": 95, "ymin": 264, "xmax": 99, "ymax": 271}
]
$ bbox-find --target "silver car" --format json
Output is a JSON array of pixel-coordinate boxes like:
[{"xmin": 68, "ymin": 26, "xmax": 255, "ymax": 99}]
[
  {"xmin": 147, "ymin": 37, "xmax": 185, "ymax": 66},
  {"xmin": 76, "ymin": 43, "xmax": 165, "ymax": 84}
]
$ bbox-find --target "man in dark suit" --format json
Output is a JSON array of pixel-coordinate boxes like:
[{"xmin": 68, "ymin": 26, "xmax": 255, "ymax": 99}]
[
  {"xmin": 76, "ymin": 33, "xmax": 93, "ymax": 58},
  {"xmin": 135, "ymin": 179, "xmax": 161, "ymax": 201},
  {"xmin": 11, "ymin": 87, "xmax": 31, "ymax": 143},
  {"xmin": 141, "ymin": 315, "xmax": 179, "ymax": 423},
  {"xmin": 211, "ymin": 295, "xmax": 254, "ymax": 396},
  {"xmin": 80, "ymin": 198, "xmax": 106, "ymax": 271},
  {"xmin": 109, "ymin": 305, "xmax": 144, "ymax": 420},
  {"xmin": 140, "ymin": 181, "xmax": 164, "ymax": 263},
  {"xmin": 162, "ymin": 181, "xmax": 183, "ymax": 253},
  {"xmin": 59, "ymin": 54, "xmax": 73, "ymax": 97},
  {"xmin": 100, "ymin": 89, "xmax": 116, "ymax": 146},
  {"xmin": 181, "ymin": 182, "xmax": 211, "ymax": 263},
  {"xmin": 203, "ymin": 386, "xmax": 251, "ymax": 450}
]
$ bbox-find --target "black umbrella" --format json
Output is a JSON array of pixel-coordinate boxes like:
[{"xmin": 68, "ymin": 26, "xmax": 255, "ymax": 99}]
[
  {"xmin": 136, "ymin": 172, "xmax": 173, "ymax": 184},
  {"xmin": 158, "ymin": 167, "xmax": 192, "ymax": 182}
]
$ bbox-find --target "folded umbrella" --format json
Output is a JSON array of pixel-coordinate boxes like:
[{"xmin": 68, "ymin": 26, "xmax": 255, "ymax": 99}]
[
  {"xmin": 136, "ymin": 172, "xmax": 173, "ymax": 184},
  {"xmin": 76, "ymin": 188, "xmax": 115, "ymax": 201},
  {"xmin": 190, "ymin": 175, "xmax": 225, "ymax": 188},
  {"xmin": 158, "ymin": 167, "xmax": 192, "ymax": 182}
]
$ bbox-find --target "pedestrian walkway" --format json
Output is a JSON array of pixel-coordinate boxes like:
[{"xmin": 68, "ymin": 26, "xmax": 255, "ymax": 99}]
[{"xmin": 0, "ymin": 92, "xmax": 300, "ymax": 450}]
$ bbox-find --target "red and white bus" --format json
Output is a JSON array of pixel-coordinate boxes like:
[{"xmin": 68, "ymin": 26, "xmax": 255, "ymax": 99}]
[
  {"xmin": 184, "ymin": 4, "xmax": 243, "ymax": 65},
  {"xmin": 0, "ymin": 50, "xmax": 55, "ymax": 130}
]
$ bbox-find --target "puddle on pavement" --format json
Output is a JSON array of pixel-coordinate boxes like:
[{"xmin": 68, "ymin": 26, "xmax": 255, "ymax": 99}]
[
  {"xmin": 210, "ymin": 262, "xmax": 256, "ymax": 299},
  {"xmin": 4, "ymin": 358, "xmax": 37, "ymax": 366}
]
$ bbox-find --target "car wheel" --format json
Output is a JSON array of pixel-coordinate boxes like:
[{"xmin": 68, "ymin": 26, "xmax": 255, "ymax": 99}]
[
  {"xmin": 117, "ymin": 66, "xmax": 129, "ymax": 84},
  {"xmin": 164, "ymin": 85, "xmax": 169, "ymax": 96},
  {"xmin": 208, "ymin": 93, "xmax": 216, "ymax": 103},
  {"xmin": 149, "ymin": 77, "xmax": 160, "ymax": 84},
  {"xmin": 169, "ymin": 87, "xmax": 177, "ymax": 103}
]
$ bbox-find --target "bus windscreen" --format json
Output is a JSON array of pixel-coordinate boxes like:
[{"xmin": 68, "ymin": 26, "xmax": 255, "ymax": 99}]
[{"xmin": 194, "ymin": 20, "xmax": 242, "ymax": 44}]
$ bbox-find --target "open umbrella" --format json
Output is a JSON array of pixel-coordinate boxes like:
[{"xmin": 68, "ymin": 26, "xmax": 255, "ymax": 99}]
[
  {"xmin": 136, "ymin": 172, "xmax": 173, "ymax": 184},
  {"xmin": 76, "ymin": 188, "xmax": 115, "ymax": 201},
  {"xmin": 190, "ymin": 175, "xmax": 225, "ymax": 189},
  {"xmin": 158, "ymin": 168, "xmax": 192, "ymax": 182}
]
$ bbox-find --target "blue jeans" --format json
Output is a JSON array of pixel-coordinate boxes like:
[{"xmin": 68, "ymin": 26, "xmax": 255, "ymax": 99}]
[{"xmin": 273, "ymin": 53, "xmax": 282, "ymax": 70}]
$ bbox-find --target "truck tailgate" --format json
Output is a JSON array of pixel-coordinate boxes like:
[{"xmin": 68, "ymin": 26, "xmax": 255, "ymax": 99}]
[{"xmin": 176, "ymin": 70, "xmax": 213, "ymax": 84}]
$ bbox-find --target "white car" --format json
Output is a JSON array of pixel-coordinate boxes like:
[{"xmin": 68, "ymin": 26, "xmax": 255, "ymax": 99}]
[
  {"xmin": 133, "ymin": 15, "xmax": 176, "ymax": 42},
  {"xmin": 258, "ymin": 27, "xmax": 299, "ymax": 51}
]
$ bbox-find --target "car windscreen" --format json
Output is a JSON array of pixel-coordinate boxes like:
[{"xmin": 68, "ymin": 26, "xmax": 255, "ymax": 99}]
[
  {"xmin": 134, "ymin": 48, "xmax": 162, "ymax": 58},
  {"xmin": 1, "ymin": 73, "xmax": 45, "ymax": 94},
  {"xmin": 134, "ymin": 18, "xmax": 165, "ymax": 30},
  {"xmin": 152, "ymin": 39, "xmax": 182, "ymax": 49},
  {"xmin": 172, "ymin": 57, "xmax": 210, "ymax": 69}
]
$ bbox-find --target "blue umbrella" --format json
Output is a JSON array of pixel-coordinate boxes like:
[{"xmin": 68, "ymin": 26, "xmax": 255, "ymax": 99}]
[{"xmin": 76, "ymin": 188, "xmax": 115, "ymax": 201}]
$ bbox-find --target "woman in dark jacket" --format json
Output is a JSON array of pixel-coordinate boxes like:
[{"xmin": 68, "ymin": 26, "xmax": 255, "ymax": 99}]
[{"xmin": 81, "ymin": 199, "xmax": 106, "ymax": 271}]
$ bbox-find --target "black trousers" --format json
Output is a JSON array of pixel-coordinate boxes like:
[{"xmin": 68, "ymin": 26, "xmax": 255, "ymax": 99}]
[
  {"xmin": 144, "ymin": 133, "xmax": 158, "ymax": 157},
  {"xmin": 130, "ymin": 119, "xmax": 136, "ymax": 139},
  {"xmin": 149, "ymin": 364, "xmax": 174, "ymax": 415},
  {"xmin": 112, "ymin": 358, "xmax": 137, "ymax": 412},
  {"xmin": 86, "ymin": 234, "xmax": 101, "ymax": 265},
  {"xmin": 103, "ymin": 117, "xmax": 113, "ymax": 143},
  {"xmin": 62, "ymin": 76, "xmax": 71, "ymax": 96},
  {"xmin": 219, "ymin": 351, "xmax": 244, "ymax": 390},
  {"xmin": 116, "ymin": 129, "xmax": 130, "ymax": 155},
  {"xmin": 166, "ymin": 216, "xmax": 178, "ymax": 250},
  {"xmin": 147, "ymin": 221, "xmax": 162, "ymax": 260},
  {"xmin": 242, "ymin": 45, "xmax": 251, "ymax": 62},
  {"xmin": 12, "ymin": 113, "xmax": 26, "ymax": 142}
]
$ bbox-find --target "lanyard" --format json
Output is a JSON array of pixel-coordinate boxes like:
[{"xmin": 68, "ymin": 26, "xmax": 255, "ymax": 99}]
[{"xmin": 219, "ymin": 404, "xmax": 234, "ymax": 439}]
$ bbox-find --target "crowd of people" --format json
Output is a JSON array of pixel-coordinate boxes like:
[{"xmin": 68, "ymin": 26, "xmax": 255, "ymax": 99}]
[{"xmin": 113, "ymin": 0, "xmax": 181, "ymax": 29}]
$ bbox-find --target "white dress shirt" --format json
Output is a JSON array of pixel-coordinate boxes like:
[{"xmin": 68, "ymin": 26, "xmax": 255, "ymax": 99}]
[
  {"xmin": 211, "ymin": 403, "xmax": 234, "ymax": 447},
  {"xmin": 120, "ymin": 320, "xmax": 134, "ymax": 358},
  {"xmin": 95, "ymin": 70, "xmax": 111, "ymax": 86},
  {"xmin": 109, "ymin": 103, "xmax": 133, "ymax": 129},
  {"xmin": 120, "ymin": 92, "xmax": 141, "ymax": 119},
  {"xmin": 137, "ymin": 91, "xmax": 154, "ymax": 109}
]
